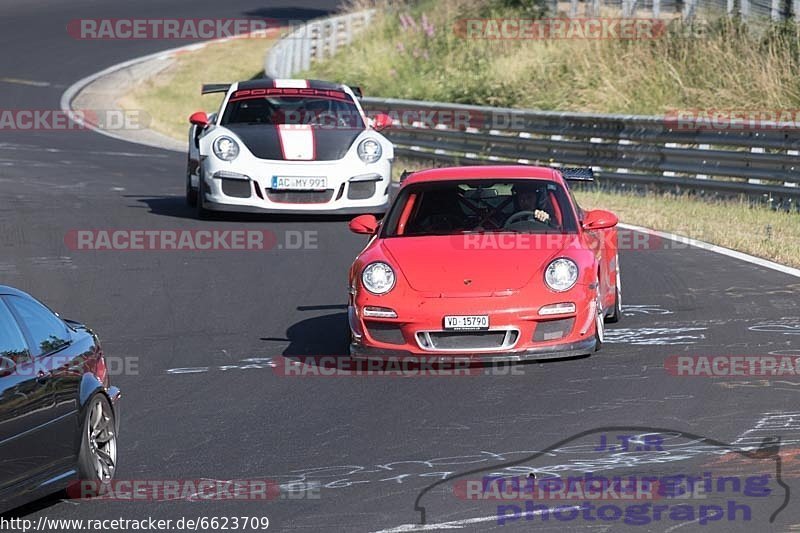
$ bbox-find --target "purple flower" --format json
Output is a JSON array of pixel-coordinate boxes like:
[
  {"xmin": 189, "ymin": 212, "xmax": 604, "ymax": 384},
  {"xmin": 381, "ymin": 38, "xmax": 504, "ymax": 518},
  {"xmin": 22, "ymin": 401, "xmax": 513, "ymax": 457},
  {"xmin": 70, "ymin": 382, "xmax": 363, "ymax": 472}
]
[
  {"xmin": 399, "ymin": 13, "xmax": 417, "ymax": 31},
  {"xmin": 421, "ymin": 13, "xmax": 435, "ymax": 37},
  {"xmin": 396, "ymin": 42, "xmax": 405, "ymax": 53}
]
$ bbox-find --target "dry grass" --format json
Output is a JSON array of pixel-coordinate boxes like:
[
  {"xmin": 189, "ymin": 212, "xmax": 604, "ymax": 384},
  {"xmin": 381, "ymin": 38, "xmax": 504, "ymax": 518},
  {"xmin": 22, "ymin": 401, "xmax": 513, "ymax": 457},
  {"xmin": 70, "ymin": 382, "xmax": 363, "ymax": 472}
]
[
  {"xmin": 120, "ymin": 36, "xmax": 274, "ymax": 140},
  {"xmin": 117, "ymin": 7, "xmax": 800, "ymax": 270},
  {"xmin": 302, "ymin": 2, "xmax": 800, "ymax": 114},
  {"xmin": 576, "ymin": 190, "xmax": 800, "ymax": 268}
]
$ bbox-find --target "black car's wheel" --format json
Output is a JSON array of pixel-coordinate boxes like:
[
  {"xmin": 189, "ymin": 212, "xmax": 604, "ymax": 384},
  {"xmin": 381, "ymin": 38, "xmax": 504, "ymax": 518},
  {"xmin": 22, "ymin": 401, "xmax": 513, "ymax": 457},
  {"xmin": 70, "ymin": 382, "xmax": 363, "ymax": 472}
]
[
  {"xmin": 185, "ymin": 160, "xmax": 197, "ymax": 207},
  {"xmin": 196, "ymin": 172, "xmax": 212, "ymax": 220},
  {"xmin": 77, "ymin": 394, "xmax": 117, "ymax": 495}
]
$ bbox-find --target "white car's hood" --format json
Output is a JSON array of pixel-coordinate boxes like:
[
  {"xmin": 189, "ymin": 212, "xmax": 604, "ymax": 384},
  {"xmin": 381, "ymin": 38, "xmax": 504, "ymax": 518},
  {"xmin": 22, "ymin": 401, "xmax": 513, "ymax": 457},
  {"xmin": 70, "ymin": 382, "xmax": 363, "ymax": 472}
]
[{"xmin": 218, "ymin": 123, "xmax": 364, "ymax": 162}]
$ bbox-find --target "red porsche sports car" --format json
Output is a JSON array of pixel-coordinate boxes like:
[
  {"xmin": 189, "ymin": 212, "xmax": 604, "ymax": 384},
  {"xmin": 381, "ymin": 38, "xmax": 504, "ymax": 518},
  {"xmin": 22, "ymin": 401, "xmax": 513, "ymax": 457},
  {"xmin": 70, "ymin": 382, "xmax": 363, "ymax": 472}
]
[{"xmin": 347, "ymin": 165, "xmax": 621, "ymax": 362}]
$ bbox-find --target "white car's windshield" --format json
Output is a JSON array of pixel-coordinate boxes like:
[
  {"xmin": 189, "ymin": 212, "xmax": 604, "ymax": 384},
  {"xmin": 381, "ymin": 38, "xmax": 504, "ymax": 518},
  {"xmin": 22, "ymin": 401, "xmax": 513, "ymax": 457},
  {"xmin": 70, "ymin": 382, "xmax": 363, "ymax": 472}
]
[{"xmin": 221, "ymin": 88, "xmax": 364, "ymax": 129}]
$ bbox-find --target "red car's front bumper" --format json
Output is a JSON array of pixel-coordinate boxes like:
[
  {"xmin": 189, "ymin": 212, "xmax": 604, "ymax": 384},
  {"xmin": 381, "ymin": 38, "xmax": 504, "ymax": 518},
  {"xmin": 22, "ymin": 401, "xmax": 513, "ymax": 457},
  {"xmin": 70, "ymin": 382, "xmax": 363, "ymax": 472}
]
[{"xmin": 348, "ymin": 289, "xmax": 599, "ymax": 362}]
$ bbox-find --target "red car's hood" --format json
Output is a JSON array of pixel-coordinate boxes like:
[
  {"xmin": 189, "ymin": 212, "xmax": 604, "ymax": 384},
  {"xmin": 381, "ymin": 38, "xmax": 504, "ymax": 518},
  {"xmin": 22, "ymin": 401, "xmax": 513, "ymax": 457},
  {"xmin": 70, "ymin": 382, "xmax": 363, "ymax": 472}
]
[{"xmin": 379, "ymin": 233, "xmax": 582, "ymax": 294}]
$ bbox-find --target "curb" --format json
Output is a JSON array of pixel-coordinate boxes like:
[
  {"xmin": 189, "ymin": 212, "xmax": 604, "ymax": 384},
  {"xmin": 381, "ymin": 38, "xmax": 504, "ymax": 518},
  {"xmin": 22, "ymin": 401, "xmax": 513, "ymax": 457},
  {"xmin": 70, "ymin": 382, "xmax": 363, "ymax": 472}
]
[{"xmin": 59, "ymin": 31, "xmax": 277, "ymax": 153}]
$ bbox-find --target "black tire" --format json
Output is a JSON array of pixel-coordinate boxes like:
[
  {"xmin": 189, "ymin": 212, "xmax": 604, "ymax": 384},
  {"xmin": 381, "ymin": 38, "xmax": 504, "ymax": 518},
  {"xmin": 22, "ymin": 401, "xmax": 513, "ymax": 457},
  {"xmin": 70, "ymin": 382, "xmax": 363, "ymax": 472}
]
[
  {"xmin": 594, "ymin": 290, "xmax": 604, "ymax": 352},
  {"xmin": 77, "ymin": 394, "xmax": 117, "ymax": 496},
  {"xmin": 605, "ymin": 265, "xmax": 622, "ymax": 324},
  {"xmin": 185, "ymin": 160, "xmax": 198, "ymax": 207},
  {"xmin": 196, "ymin": 172, "xmax": 212, "ymax": 220}
]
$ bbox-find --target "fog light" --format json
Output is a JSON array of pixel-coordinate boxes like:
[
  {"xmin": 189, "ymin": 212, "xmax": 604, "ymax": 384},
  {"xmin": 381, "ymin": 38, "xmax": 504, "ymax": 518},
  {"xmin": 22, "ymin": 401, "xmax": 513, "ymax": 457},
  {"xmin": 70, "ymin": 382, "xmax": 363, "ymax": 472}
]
[
  {"xmin": 533, "ymin": 318, "xmax": 576, "ymax": 342},
  {"xmin": 538, "ymin": 302, "xmax": 576, "ymax": 316},
  {"xmin": 363, "ymin": 306, "xmax": 398, "ymax": 318}
]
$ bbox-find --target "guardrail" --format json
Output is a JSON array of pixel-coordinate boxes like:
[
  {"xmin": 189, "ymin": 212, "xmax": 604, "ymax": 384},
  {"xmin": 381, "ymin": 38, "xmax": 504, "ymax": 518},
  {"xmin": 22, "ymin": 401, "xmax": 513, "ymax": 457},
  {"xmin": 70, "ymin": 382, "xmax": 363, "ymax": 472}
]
[
  {"xmin": 360, "ymin": 97, "xmax": 800, "ymax": 207},
  {"xmin": 263, "ymin": 9, "xmax": 800, "ymax": 208},
  {"xmin": 264, "ymin": 10, "xmax": 375, "ymax": 78}
]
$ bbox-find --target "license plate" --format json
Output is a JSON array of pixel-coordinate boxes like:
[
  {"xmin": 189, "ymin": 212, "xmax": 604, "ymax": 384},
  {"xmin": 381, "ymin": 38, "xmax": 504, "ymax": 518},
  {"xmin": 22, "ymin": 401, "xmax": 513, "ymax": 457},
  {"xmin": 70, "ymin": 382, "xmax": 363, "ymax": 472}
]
[
  {"xmin": 443, "ymin": 315, "xmax": 489, "ymax": 330},
  {"xmin": 271, "ymin": 176, "xmax": 327, "ymax": 190}
]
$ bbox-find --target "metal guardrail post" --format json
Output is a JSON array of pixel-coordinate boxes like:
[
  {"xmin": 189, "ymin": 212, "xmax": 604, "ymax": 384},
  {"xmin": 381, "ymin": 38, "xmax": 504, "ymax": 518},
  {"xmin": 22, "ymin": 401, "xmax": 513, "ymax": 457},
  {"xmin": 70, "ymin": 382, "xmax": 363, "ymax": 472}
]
[
  {"xmin": 683, "ymin": 0, "xmax": 697, "ymax": 21},
  {"xmin": 264, "ymin": 10, "xmax": 376, "ymax": 78},
  {"xmin": 771, "ymin": 0, "xmax": 782, "ymax": 19}
]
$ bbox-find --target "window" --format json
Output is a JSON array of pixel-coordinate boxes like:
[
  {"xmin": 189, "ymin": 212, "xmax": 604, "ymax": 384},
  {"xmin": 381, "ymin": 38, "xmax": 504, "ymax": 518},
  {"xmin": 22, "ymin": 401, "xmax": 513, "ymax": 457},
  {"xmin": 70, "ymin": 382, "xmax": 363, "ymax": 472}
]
[
  {"xmin": 6, "ymin": 296, "xmax": 70, "ymax": 356},
  {"xmin": 382, "ymin": 179, "xmax": 579, "ymax": 237},
  {"xmin": 0, "ymin": 300, "xmax": 31, "ymax": 365},
  {"xmin": 222, "ymin": 93, "xmax": 364, "ymax": 129}
]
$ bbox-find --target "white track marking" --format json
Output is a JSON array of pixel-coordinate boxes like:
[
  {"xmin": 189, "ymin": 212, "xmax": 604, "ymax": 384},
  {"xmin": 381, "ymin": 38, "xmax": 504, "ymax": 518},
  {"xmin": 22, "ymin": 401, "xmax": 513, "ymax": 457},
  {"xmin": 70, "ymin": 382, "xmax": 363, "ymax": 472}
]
[
  {"xmin": 370, "ymin": 506, "xmax": 582, "ymax": 532},
  {"xmin": 0, "ymin": 77, "xmax": 53, "ymax": 87}
]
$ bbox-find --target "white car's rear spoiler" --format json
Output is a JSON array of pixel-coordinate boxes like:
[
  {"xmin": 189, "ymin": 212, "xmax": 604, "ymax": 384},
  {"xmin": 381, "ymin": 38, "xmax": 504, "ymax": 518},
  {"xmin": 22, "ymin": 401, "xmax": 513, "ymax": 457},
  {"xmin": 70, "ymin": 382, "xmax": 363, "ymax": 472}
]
[{"xmin": 201, "ymin": 83, "xmax": 231, "ymax": 95}]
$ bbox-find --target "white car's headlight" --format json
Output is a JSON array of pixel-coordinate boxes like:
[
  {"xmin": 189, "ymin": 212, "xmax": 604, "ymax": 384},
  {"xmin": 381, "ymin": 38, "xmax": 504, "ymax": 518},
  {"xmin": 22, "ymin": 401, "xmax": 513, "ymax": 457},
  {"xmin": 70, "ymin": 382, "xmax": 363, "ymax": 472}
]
[
  {"xmin": 362, "ymin": 262, "xmax": 395, "ymax": 294},
  {"xmin": 357, "ymin": 138, "xmax": 382, "ymax": 163},
  {"xmin": 213, "ymin": 136, "xmax": 240, "ymax": 161},
  {"xmin": 545, "ymin": 258, "xmax": 579, "ymax": 292}
]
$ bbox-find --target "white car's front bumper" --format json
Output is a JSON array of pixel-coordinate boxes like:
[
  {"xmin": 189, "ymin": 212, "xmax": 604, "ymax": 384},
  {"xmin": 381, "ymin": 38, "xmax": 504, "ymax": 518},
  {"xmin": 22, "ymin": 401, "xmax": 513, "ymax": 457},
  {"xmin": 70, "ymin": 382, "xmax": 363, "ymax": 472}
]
[{"xmin": 199, "ymin": 157, "xmax": 391, "ymax": 214}]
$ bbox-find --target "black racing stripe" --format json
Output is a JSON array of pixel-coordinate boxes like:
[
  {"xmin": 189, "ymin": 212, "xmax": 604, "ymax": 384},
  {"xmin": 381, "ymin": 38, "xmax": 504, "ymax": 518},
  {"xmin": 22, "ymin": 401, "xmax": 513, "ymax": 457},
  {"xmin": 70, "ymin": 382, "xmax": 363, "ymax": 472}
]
[
  {"xmin": 313, "ymin": 128, "xmax": 361, "ymax": 160},
  {"xmin": 226, "ymin": 124, "xmax": 283, "ymax": 160}
]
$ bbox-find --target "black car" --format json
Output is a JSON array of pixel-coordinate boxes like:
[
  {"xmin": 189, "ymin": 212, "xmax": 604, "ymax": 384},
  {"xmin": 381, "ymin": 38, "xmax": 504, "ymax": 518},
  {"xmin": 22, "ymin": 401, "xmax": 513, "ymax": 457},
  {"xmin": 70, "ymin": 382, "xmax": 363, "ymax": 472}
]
[{"xmin": 0, "ymin": 286, "xmax": 120, "ymax": 513}]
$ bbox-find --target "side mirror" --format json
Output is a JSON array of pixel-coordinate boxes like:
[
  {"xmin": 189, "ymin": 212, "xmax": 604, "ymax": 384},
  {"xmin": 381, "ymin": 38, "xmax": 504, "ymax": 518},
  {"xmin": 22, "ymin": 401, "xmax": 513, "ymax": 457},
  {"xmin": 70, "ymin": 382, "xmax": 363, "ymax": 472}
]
[
  {"xmin": 0, "ymin": 356, "xmax": 16, "ymax": 378},
  {"xmin": 582, "ymin": 209, "xmax": 618, "ymax": 231},
  {"xmin": 371, "ymin": 113, "xmax": 393, "ymax": 132},
  {"xmin": 189, "ymin": 111, "xmax": 209, "ymax": 127},
  {"xmin": 349, "ymin": 214, "xmax": 379, "ymax": 235}
]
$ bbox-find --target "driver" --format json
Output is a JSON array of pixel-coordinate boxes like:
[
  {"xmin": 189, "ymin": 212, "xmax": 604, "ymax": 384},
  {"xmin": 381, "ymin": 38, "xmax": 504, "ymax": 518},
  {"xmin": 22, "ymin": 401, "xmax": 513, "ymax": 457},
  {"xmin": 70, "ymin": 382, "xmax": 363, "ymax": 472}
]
[{"xmin": 511, "ymin": 183, "xmax": 551, "ymax": 224}]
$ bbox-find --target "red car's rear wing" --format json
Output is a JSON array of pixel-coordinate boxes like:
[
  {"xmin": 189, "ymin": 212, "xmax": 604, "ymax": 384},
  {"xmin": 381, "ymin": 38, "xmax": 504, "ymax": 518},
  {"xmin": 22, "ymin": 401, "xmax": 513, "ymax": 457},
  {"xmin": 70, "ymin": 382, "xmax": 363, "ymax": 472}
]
[{"xmin": 559, "ymin": 167, "xmax": 595, "ymax": 182}]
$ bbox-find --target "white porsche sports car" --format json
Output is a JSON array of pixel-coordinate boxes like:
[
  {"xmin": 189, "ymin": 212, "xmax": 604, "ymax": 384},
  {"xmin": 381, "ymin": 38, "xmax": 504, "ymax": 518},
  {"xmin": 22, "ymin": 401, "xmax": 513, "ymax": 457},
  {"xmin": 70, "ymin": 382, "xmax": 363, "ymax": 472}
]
[{"xmin": 186, "ymin": 78, "xmax": 394, "ymax": 218}]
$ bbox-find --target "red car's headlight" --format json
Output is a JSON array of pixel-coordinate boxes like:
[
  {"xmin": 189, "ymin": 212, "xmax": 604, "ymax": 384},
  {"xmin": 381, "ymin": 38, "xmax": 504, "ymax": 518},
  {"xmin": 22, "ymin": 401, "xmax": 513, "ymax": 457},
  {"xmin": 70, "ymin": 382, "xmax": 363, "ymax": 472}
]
[
  {"xmin": 545, "ymin": 258, "xmax": 579, "ymax": 292},
  {"xmin": 362, "ymin": 262, "xmax": 395, "ymax": 294}
]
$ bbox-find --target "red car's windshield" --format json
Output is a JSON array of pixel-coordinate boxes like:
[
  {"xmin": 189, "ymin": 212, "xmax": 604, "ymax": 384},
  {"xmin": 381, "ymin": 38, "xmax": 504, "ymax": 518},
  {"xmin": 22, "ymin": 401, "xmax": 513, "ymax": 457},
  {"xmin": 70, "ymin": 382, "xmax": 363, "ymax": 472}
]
[{"xmin": 381, "ymin": 179, "xmax": 579, "ymax": 237}]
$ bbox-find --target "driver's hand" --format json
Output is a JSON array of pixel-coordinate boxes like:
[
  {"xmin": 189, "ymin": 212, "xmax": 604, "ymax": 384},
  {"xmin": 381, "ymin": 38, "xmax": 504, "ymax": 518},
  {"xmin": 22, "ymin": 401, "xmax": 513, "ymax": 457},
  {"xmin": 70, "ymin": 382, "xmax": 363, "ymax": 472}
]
[{"xmin": 534, "ymin": 209, "xmax": 550, "ymax": 223}]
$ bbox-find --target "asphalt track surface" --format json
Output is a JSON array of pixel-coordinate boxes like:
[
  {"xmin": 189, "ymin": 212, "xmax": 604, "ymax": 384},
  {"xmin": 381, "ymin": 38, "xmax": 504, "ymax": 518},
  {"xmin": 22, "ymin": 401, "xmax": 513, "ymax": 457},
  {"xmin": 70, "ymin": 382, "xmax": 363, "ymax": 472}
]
[{"xmin": 2, "ymin": 1, "xmax": 800, "ymax": 531}]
